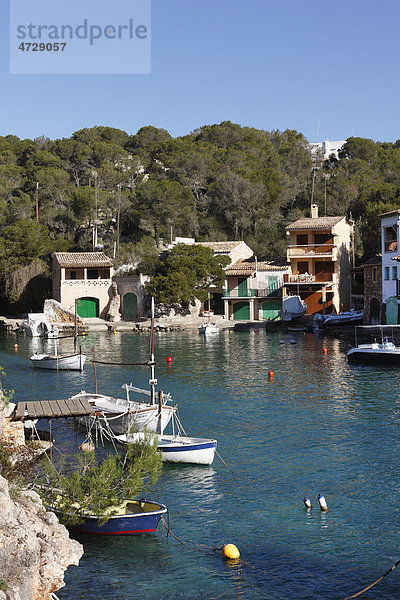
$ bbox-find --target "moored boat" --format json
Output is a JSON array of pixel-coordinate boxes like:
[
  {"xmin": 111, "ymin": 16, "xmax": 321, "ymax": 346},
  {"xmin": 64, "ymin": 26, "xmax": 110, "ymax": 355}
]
[
  {"xmin": 347, "ymin": 338, "xmax": 400, "ymax": 364},
  {"xmin": 321, "ymin": 308, "xmax": 364, "ymax": 326},
  {"xmin": 73, "ymin": 388, "xmax": 175, "ymax": 435},
  {"xmin": 198, "ymin": 322, "xmax": 219, "ymax": 334},
  {"xmin": 280, "ymin": 296, "xmax": 307, "ymax": 321},
  {"xmin": 56, "ymin": 499, "xmax": 167, "ymax": 535},
  {"xmin": 116, "ymin": 431, "xmax": 217, "ymax": 465},
  {"xmin": 30, "ymin": 352, "xmax": 86, "ymax": 371}
]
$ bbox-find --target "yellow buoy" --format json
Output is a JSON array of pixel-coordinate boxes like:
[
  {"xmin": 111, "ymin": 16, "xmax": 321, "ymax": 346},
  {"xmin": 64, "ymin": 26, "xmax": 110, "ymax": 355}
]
[
  {"xmin": 222, "ymin": 544, "xmax": 240, "ymax": 559},
  {"xmin": 113, "ymin": 330, "xmax": 117, "ymax": 335}
]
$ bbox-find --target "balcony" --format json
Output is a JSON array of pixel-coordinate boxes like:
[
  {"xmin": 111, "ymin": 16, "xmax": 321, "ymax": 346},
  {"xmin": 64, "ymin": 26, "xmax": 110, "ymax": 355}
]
[
  {"xmin": 223, "ymin": 286, "xmax": 282, "ymax": 299},
  {"xmin": 284, "ymin": 273, "xmax": 337, "ymax": 284},
  {"xmin": 287, "ymin": 244, "xmax": 337, "ymax": 259}
]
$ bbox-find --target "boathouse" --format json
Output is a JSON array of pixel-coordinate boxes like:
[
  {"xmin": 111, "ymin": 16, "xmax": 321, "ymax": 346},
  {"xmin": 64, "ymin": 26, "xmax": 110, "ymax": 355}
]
[
  {"xmin": 222, "ymin": 257, "xmax": 289, "ymax": 321},
  {"xmin": 52, "ymin": 252, "xmax": 114, "ymax": 319}
]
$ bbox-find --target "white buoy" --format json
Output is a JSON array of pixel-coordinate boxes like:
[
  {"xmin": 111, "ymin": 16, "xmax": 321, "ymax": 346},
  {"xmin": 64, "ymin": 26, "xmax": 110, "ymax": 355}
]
[
  {"xmin": 279, "ymin": 340, "xmax": 284, "ymax": 344},
  {"xmin": 290, "ymin": 339, "xmax": 297, "ymax": 344},
  {"xmin": 318, "ymin": 493, "xmax": 328, "ymax": 511},
  {"xmin": 303, "ymin": 496, "xmax": 312, "ymax": 509}
]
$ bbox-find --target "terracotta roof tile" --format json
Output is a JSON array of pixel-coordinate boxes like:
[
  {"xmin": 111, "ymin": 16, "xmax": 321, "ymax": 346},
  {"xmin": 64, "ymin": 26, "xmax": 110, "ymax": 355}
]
[
  {"xmin": 286, "ymin": 216, "xmax": 344, "ymax": 231},
  {"xmin": 54, "ymin": 252, "xmax": 113, "ymax": 268},
  {"xmin": 226, "ymin": 257, "xmax": 288, "ymax": 275},
  {"xmin": 197, "ymin": 241, "xmax": 244, "ymax": 253}
]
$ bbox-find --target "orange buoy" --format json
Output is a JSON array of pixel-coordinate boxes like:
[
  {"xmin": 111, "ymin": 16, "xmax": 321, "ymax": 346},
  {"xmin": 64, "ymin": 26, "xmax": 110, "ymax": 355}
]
[
  {"xmin": 322, "ymin": 347, "xmax": 327, "ymax": 355},
  {"xmin": 14, "ymin": 344, "xmax": 18, "ymax": 349}
]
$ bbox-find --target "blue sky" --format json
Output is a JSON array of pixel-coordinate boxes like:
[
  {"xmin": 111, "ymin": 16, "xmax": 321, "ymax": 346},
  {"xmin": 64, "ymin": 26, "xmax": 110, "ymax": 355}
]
[{"xmin": 1, "ymin": 0, "xmax": 400, "ymax": 143}]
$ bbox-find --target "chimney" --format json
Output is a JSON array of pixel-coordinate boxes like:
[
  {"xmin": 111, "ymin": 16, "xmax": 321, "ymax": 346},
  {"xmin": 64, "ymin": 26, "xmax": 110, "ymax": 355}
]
[{"xmin": 311, "ymin": 204, "xmax": 318, "ymax": 219}]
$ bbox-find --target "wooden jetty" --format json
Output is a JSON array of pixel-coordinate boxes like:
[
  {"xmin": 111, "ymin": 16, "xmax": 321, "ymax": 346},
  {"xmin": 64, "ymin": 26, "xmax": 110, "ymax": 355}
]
[{"xmin": 11, "ymin": 397, "xmax": 94, "ymax": 421}]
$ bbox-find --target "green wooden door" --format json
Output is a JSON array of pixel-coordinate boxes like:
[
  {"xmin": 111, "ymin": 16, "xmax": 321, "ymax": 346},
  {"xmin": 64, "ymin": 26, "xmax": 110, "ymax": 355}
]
[
  {"xmin": 123, "ymin": 293, "xmax": 138, "ymax": 320},
  {"xmin": 386, "ymin": 296, "xmax": 399, "ymax": 325},
  {"xmin": 268, "ymin": 275, "xmax": 278, "ymax": 293},
  {"xmin": 262, "ymin": 301, "xmax": 281, "ymax": 320},
  {"xmin": 238, "ymin": 278, "xmax": 248, "ymax": 297},
  {"xmin": 233, "ymin": 301, "xmax": 250, "ymax": 320},
  {"xmin": 77, "ymin": 297, "xmax": 99, "ymax": 318}
]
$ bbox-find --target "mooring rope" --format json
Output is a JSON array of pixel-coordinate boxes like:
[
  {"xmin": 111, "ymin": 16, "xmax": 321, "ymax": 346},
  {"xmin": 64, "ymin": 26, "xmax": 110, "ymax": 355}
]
[
  {"xmin": 89, "ymin": 360, "xmax": 150, "ymax": 366},
  {"xmin": 342, "ymin": 557, "xmax": 400, "ymax": 599}
]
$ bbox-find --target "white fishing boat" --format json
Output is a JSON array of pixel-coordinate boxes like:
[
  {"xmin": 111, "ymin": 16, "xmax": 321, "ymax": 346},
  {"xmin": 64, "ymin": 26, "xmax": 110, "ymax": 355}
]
[
  {"xmin": 199, "ymin": 293, "xmax": 220, "ymax": 334},
  {"xmin": 280, "ymin": 296, "xmax": 307, "ymax": 322},
  {"xmin": 73, "ymin": 387, "xmax": 175, "ymax": 435},
  {"xmin": 198, "ymin": 322, "xmax": 219, "ymax": 334},
  {"xmin": 116, "ymin": 431, "xmax": 217, "ymax": 465},
  {"xmin": 74, "ymin": 298, "xmax": 175, "ymax": 435},
  {"xmin": 30, "ymin": 352, "xmax": 86, "ymax": 371}
]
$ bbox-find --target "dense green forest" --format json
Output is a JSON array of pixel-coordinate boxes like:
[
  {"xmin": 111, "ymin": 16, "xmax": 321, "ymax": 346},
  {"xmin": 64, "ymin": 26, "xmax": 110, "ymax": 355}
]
[{"xmin": 0, "ymin": 121, "xmax": 398, "ymax": 311}]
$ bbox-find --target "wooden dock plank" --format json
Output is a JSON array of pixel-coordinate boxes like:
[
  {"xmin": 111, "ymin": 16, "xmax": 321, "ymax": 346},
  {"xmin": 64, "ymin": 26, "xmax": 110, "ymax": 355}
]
[
  {"xmin": 56, "ymin": 399, "xmax": 71, "ymax": 416},
  {"xmin": 11, "ymin": 398, "xmax": 96, "ymax": 420},
  {"xmin": 75, "ymin": 398, "xmax": 94, "ymax": 415},
  {"xmin": 31, "ymin": 401, "xmax": 45, "ymax": 418},
  {"xmin": 15, "ymin": 401, "xmax": 26, "ymax": 418},
  {"xmin": 47, "ymin": 400, "xmax": 63, "ymax": 417},
  {"xmin": 40, "ymin": 401, "xmax": 52, "ymax": 417}
]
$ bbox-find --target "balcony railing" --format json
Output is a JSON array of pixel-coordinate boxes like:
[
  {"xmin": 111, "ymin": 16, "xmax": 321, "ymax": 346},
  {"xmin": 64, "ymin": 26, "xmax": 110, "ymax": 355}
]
[
  {"xmin": 287, "ymin": 244, "xmax": 336, "ymax": 258},
  {"xmin": 223, "ymin": 287, "xmax": 282, "ymax": 298},
  {"xmin": 284, "ymin": 273, "xmax": 337, "ymax": 284}
]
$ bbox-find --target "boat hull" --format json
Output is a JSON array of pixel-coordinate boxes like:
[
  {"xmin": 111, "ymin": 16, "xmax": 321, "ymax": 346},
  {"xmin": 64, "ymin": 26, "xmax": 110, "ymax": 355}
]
[
  {"xmin": 73, "ymin": 392, "xmax": 175, "ymax": 435},
  {"xmin": 30, "ymin": 354, "xmax": 86, "ymax": 371},
  {"xmin": 68, "ymin": 500, "xmax": 167, "ymax": 535},
  {"xmin": 198, "ymin": 323, "xmax": 219, "ymax": 334},
  {"xmin": 159, "ymin": 436, "xmax": 217, "ymax": 464},
  {"xmin": 117, "ymin": 433, "xmax": 217, "ymax": 465},
  {"xmin": 347, "ymin": 348, "xmax": 400, "ymax": 364}
]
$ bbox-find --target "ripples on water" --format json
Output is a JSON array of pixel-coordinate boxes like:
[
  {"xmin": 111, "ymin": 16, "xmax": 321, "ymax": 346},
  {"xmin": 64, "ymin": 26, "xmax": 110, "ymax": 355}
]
[{"xmin": 1, "ymin": 329, "xmax": 400, "ymax": 599}]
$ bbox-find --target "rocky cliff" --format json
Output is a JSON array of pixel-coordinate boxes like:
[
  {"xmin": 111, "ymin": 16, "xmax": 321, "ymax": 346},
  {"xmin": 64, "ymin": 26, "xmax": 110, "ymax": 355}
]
[{"xmin": 0, "ymin": 475, "xmax": 83, "ymax": 600}]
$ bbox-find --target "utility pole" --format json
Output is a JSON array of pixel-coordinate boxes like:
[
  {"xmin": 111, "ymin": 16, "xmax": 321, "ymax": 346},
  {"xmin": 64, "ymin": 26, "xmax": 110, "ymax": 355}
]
[
  {"xmin": 35, "ymin": 182, "xmax": 39, "ymax": 223},
  {"xmin": 116, "ymin": 183, "xmax": 121, "ymax": 257}
]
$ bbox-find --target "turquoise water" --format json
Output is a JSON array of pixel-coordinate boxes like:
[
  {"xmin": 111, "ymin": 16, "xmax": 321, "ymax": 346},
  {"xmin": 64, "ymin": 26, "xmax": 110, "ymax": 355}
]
[{"xmin": 2, "ymin": 329, "xmax": 400, "ymax": 599}]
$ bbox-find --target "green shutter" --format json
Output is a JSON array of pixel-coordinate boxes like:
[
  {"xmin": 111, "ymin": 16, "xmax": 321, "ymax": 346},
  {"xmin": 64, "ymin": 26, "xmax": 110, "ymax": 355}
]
[{"xmin": 233, "ymin": 301, "xmax": 250, "ymax": 320}]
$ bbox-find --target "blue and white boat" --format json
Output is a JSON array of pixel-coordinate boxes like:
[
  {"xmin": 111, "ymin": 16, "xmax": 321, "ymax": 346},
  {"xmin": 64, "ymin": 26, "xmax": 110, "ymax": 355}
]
[
  {"xmin": 116, "ymin": 432, "xmax": 217, "ymax": 465},
  {"xmin": 64, "ymin": 499, "xmax": 167, "ymax": 536}
]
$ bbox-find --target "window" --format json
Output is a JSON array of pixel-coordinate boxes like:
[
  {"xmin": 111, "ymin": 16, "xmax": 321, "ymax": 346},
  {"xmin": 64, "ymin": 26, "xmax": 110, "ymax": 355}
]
[
  {"xmin": 393, "ymin": 266, "xmax": 398, "ymax": 280},
  {"xmin": 372, "ymin": 267, "xmax": 377, "ymax": 283},
  {"xmin": 296, "ymin": 234, "xmax": 308, "ymax": 245},
  {"xmin": 384, "ymin": 226, "xmax": 398, "ymax": 252},
  {"xmin": 385, "ymin": 267, "xmax": 390, "ymax": 280},
  {"xmin": 69, "ymin": 270, "xmax": 76, "ymax": 280},
  {"xmin": 87, "ymin": 269, "xmax": 99, "ymax": 280}
]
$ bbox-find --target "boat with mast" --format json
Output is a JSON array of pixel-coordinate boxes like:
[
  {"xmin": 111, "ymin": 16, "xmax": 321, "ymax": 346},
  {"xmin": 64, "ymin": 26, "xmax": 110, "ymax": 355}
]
[{"xmin": 73, "ymin": 298, "xmax": 175, "ymax": 434}]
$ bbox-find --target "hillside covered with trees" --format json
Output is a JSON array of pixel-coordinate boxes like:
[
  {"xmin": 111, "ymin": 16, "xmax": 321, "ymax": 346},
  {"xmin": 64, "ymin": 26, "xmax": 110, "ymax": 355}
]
[{"xmin": 0, "ymin": 121, "xmax": 398, "ymax": 311}]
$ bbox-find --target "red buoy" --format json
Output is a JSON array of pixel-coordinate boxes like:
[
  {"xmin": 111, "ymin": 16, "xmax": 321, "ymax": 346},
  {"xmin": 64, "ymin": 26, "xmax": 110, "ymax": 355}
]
[
  {"xmin": 268, "ymin": 370, "xmax": 274, "ymax": 378},
  {"xmin": 322, "ymin": 347, "xmax": 327, "ymax": 355},
  {"xmin": 166, "ymin": 356, "xmax": 172, "ymax": 364}
]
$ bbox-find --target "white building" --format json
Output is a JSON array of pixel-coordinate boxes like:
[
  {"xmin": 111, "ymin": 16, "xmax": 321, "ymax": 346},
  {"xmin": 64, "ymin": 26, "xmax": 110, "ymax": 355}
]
[
  {"xmin": 52, "ymin": 252, "xmax": 114, "ymax": 318},
  {"xmin": 309, "ymin": 139, "xmax": 346, "ymax": 160},
  {"xmin": 380, "ymin": 210, "xmax": 400, "ymax": 324}
]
